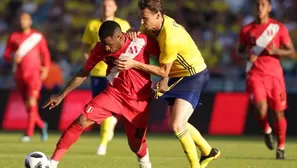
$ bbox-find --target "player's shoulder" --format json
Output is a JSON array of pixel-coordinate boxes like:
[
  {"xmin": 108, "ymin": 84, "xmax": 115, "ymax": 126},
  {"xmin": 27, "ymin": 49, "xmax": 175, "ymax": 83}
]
[
  {"xmin": 269, "ymin": 18, "xmax": 288, "ymax": 30},
  {"xmin": 241, "ymin": 21, "xmax": 256, "ymax": 32},
  {"xmin": 31, "ymin": 29, "xmax": 43, "ymax": 35},
  {"xmin": 86, "ymin": 19, "xmax": 102, "ymax": 28},
  {"xmin": 114, "ymin": 17, "xmax": 129, "ymax": 25}
]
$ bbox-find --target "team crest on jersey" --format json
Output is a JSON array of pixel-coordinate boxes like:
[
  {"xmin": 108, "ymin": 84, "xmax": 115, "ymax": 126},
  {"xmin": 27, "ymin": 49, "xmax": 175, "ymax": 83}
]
[{"xmin": 86, "ymin": 105, "xmax": 94, "ymax": 113}]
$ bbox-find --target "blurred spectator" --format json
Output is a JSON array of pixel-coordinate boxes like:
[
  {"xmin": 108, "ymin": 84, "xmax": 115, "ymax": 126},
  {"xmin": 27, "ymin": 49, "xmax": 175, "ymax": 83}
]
[{"xmin": 1, "ymin": 0, "xmax": 297, "ymax": 91}]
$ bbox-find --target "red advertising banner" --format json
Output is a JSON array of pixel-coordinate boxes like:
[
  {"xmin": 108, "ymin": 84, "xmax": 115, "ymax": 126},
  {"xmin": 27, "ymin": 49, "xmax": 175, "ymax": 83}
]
[
  {"xmin": 208, "ymin": 92, "xmax": 249, "ymax": 135},
  {"xmin": 2, "ymin": 91, "xmax": 28, "ymax": 130},
  {"xmin": 59, "ymin": 90, "xmax": 92, "ymax": 131}
]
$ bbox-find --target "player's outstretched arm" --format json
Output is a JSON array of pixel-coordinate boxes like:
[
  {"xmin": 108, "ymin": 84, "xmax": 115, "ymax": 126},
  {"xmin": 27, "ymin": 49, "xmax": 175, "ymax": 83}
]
[{"xmin": 42, "ymin": 67, "xmax": 89, "ymax": 109}]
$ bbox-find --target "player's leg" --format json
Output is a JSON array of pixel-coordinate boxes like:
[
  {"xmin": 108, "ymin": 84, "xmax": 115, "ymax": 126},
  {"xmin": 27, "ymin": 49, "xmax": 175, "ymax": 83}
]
[
  {"xmin": 90, "ymin": 76, "xmax": 118, "ymax": 155},
  {"xmin": 124, "ymin": 118, "xmax": 151, "ymax": 168},
  {"xmin": 168, "ymin": 99, "xmax": 200, "ymax": 168},
  {"xmin": 50, "ymin": 96, "xmax": 115, "ymax": 168},
  {"xmin": 269, "ymin": 78, "xmax": 287, "ymax": 159},
  {"xmin": 247, "ymin": 76, "xmax": 273, "ymax": 150},
  {"xmin": 49, "ymin": 114, "xmax": 96, "ymax": 168}
]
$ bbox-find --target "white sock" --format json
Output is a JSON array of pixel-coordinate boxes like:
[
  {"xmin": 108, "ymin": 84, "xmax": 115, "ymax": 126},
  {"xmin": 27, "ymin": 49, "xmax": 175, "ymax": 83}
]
[
  {"xmin": 50, "ymin": 159, "xmax": 59, "ymax": 168},
  {"xmin": 138, "ymin": 148, "xmax": 150, "ymax": 163}
]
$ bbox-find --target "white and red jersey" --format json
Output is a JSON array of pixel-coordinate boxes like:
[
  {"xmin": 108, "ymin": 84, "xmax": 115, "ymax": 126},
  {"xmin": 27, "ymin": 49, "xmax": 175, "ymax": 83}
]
[
  {"xmin": 84, "ymin": 33, "xmax": 160, "ymax": 100},
  {"xmin": 239, "ymin": 18, "xmax": 292, "ymax": 78},
  {"xmin": 4, "ymin": 29, "xmax": 51, "ymax": 80}
]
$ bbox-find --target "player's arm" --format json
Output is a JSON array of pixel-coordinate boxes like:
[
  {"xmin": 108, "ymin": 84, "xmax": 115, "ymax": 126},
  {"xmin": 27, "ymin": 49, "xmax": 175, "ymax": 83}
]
[
  {"xmin": 268, "ymin": 26, "xmax": 296, "ymax": 58},
  {"xmin": 42, "ymin": 45, "xmax": 103, "ymax": 109},
  {"xmin": 81, "ymin": 23, "xmax": 94, "ymax": 59},
  {"xmin": 3, "ymin": 34, "xmax": 13, "ymax": 61},
  {"xmin": 40, "ymin": 36, "xmax": 51, "ymax": 80},
  {"xmin": 237, "ymin": 28, "xmax": 249, "ymax": 59}
]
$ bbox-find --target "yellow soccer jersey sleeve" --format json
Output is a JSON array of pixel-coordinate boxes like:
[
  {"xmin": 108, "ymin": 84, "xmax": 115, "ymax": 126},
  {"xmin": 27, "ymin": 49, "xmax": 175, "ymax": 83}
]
[
  {"xmin": 141, "ymin": 16, "xmax": 206, "ymax": 78},
  {"xmin": 81, "ymin": 18, "xmax": 130, "ymax": 77}
]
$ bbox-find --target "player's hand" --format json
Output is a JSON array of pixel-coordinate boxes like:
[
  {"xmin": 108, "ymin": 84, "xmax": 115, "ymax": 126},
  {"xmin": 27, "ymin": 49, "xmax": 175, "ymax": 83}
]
[
  {"xmin": 42, "ymin": 94, "xmax": 64, "ymax": 110},
  {"xmin": 41, "ymin": 67, "xmax": 49, "ymax": 81},
  {"xmin": 126, "ymin": 28, "xmax": 140, "ymax": 40},
  {"xmin": 13, "ymin": 55, "xmax": 22, "ymax": 64},
  {"xmin": 156, "ymin": 78, "xmax": 169, "ymax": 93},
  {"xmin": 267, "ymin": 43, "xmax": 279, "ymax": 55},
  {"xmin": 114, "ymin": 58, "xmax": 136, "ymax": 71}
]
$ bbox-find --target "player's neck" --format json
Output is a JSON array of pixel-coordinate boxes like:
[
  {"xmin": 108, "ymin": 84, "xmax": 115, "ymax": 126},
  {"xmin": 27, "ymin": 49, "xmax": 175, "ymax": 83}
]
[
  {"xmin": 101, "ymin": 16, "xmax": 115, "ymax": 22},
  {"xmin": 257, "ymin": 17, "xmax": 270, "ymax": 24},
  {"xmin": 22, "ymin": 28, "xmax": 31, "ymax": 34}
]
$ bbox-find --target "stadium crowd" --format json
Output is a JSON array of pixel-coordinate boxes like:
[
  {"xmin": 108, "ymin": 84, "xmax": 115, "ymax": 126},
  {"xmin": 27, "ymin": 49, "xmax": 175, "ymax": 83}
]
[{"xmin": 0, "ymin": 0, "xmax": 297, "ymax": 90}]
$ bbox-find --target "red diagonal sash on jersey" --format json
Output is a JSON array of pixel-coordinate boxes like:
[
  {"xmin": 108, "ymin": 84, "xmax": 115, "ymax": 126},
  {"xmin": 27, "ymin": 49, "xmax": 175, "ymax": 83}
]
[
  {"xmin": 13, "ymin": 33, "xmax": 42, "ymax": 72},
  {"xmin": 246, "ymin": 23, "xmax": 280, "ymax": 72},
  {"xmin": 107, "ymin": 38, "xmax": 146, "ymax": 84}
]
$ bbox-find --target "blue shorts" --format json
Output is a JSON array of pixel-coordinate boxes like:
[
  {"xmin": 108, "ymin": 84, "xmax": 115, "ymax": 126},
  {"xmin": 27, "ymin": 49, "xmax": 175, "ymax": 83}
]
[
  {"xmin": 160, "ymin": 69, "xmax": 209, "ymax": 109},
  {"xmin": 90, "ymin": 76, "xmax": 108, "ymax": 98}
]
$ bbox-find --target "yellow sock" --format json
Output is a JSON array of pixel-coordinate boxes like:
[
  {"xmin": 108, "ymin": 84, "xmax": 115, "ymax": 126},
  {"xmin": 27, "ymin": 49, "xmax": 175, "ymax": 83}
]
[
  {"xmin": 175, "ymin": 129, "xmax": 200, "ymax": 168},
  {"xmin": 99, "ymin": 116, "xmax": 117, "ymax": 146},
  {"xmin": 187, "ymin": 123, "xmax": 211, "ymax": 156}
]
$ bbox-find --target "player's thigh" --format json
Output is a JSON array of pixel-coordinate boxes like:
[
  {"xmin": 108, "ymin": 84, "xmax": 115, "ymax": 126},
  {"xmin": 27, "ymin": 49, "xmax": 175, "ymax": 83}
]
[
  {"xmin": 169, "ymin": 98, "xmax": 194, "ymax": 127},
  {"xmin": 267, "ymin": 77, "xmax": 287, "ymax": 112},
  {"xmin": 90, "ymin": 76, "xmax": 108, "ymax": 97},
  {"xmin": 75, "ymin": 114, "xmax": 96, "ymax": 129},
  {"xmin": 82, "ymin": 93, "xmax": 122, "ymax": 125},
  {"xmin": 246, "ymin": 75, "xmax": 267, "ymax": 104}
]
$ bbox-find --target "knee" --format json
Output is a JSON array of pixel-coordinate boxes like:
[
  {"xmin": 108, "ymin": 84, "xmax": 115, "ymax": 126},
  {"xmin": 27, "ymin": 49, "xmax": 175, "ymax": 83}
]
[
  {"xmin": 168, "ymin": 119, "xmax": 186, "ymax": 133},
  {"xmin": 274, "ymin": 111, "xmax": 285, "ymax": 121},
  {"xmin": 255, "ymin": 102, "xmax": 268, "ymax": 118},
  {"xmin": 25, "ymin": 97, "xmax": 37, "ymax": 107},
  {"xmin": 75, "ymin": 115, "xmax": 93, "ymax": 129}
]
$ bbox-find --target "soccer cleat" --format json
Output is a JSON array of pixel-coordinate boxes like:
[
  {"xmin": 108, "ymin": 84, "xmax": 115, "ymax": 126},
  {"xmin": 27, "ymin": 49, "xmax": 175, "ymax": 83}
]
[
  {"xmin": 41, "ymin": 122, "xmax": 48, "ymax": 142},
  {"xmin": 20, "ymin": 136, "xmax": 32, "ymax": 142},
  {"xmin": 96, "ymin": 145, "xmax": 107, "ymax": 155},
  {"xmin": 138, "ymin": 162, "xmax": 152, "ymax": 168},
  {"xmin": 200, "ymin": 148, "xmax": 220, "ymax": 168},
  {"xmin": 276, "ymin": 149, "xmax": 285, "ymax": 160},
  {"xmin": 264, "ymin": 132, "xmax": 274, "ymax": 150}
]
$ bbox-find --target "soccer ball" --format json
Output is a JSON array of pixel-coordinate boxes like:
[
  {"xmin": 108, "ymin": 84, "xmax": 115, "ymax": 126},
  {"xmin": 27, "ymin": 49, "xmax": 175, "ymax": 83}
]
[{"xmin": 24, "ymin": 151, "xmax": 50, "ymax": 168}]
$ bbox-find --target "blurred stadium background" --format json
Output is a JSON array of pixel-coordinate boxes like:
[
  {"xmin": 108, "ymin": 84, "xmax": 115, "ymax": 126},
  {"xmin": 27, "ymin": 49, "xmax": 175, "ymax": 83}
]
[{"xmin": 1, "ymin": 0, "xmax": 297, "ymax": 167}]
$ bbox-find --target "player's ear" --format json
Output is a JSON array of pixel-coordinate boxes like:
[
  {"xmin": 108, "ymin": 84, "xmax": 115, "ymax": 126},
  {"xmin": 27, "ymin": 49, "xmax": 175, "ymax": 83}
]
[{"xmin": 156, "ymin": 12, "xmax": 161, "ymax": 19}]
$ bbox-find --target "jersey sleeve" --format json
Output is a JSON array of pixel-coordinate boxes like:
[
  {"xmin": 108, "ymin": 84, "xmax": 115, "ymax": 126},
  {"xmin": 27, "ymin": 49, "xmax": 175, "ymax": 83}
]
[
  {"xmin": 143, "ymin": 36, "xmax": 160, "ymax": 59},
  {"xmin": 238, "ymin": 27, "xmax": 247, "ymax": 46},
  {"xmin": 83, "ymin": 43, "xmax": 104, "ymax": 72},
  {"xmin": 3, "ymin": 34, "xmax": 13, "ymax": 61},
  {"xmin": 159, "ymin": 36, "xmax": 178, "ymax": 64},
  {"xmin": 81, "ymin": 22, "xmax": 93, "ymax": 44},
  {"xmin": 279, "ymin": 25, "xmax": 291, "ymax": 45},
  {"xmin": 40, "ymin": 35, "xmax": 51, "ymax": 68}
]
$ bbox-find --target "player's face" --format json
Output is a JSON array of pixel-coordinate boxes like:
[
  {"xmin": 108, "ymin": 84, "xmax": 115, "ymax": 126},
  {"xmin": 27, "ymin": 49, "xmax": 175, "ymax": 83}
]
[
  {"xmin": 256, "ymin": 0, "xmax": 272, "ymax": 19},
  {"xmin": 102, "ymin": 34, "xmax": 122, "ymax": 53},
  {"xmin": 102, "ymin": 0, "xmax": 117, "ymax": 18},
  {"xmin": 19, "ymin": 13, "xmax": 32, "ymax": 30},
  {"xmin": 139, "ymin": 8, "xmax": 162, "ymax": 32}
]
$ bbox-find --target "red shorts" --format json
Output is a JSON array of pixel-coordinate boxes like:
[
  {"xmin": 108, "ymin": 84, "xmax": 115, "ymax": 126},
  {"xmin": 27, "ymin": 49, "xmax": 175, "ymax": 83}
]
[
  {"xmin": 82, "ymin": 88, "xmax": 150, "ymax": 128},
  {"xmin": 15, "ymin": 76, "xmax": 42, "ymax": 100},
  {"xmin": 246, "ymin": 74, "xmax": 287, "ymax": 111}
]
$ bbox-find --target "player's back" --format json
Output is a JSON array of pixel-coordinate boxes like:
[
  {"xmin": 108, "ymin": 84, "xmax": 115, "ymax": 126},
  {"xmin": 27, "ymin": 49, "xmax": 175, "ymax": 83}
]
[
  {"xmin": 156, "ymin": 15, "xmax": 206, "ymax": 77},
  {"xmin": 240, "ymin": 18, "xmax": 289, "ymax": 77}
]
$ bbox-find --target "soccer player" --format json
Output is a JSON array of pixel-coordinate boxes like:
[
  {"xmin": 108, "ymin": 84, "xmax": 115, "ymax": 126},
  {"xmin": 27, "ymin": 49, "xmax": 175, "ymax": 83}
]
[
  {"xmin": 81, "ymin": 0, "xmax": 131, "ymax": 156},
  {"xmin": 237, "ymin": 0, "xmax": 296, "ymax": 159},
  {"xmin": 43, "ymin": 21, "xmax": 159, "ymax": 168},
  {"xmin": 4, "ymin": 12, "xmax": 50, "ymax": 142},
  {"xmin": 116, "ymin": 0, "xmax": 220, "ymax": 167}
]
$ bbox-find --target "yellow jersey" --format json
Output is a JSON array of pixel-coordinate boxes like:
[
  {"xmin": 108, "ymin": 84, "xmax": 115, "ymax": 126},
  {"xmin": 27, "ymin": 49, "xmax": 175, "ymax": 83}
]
[
  {"xmin": 82, "ymin": 17, "xmax": 130, "ymax": 77},
  {"xmin": 141, "ymin": 15, "xmax": 206, "ymax": 77}
]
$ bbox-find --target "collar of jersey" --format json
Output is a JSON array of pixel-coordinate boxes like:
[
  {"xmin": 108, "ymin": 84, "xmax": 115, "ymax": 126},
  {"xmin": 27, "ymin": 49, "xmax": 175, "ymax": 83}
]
[{"xmin": 155, "ymin": 16, "xmax": 165, "ymax": 36}]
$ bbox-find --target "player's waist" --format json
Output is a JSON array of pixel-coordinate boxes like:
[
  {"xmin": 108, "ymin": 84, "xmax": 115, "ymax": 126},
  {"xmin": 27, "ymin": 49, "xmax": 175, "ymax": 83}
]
[
  {"xmin": 106, "ymin": 85, "xmax": 153, "ymax": 100},
  {"xmin": 169, "ymin": 62, "xmax": 207, "ymax": 78}
]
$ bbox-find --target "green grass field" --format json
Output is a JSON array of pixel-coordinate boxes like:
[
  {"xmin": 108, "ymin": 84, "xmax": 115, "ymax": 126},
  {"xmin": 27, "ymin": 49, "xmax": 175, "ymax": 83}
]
[{"xmin": 0, "ymin": 132, "xmax": 297, "ymax": 168}]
